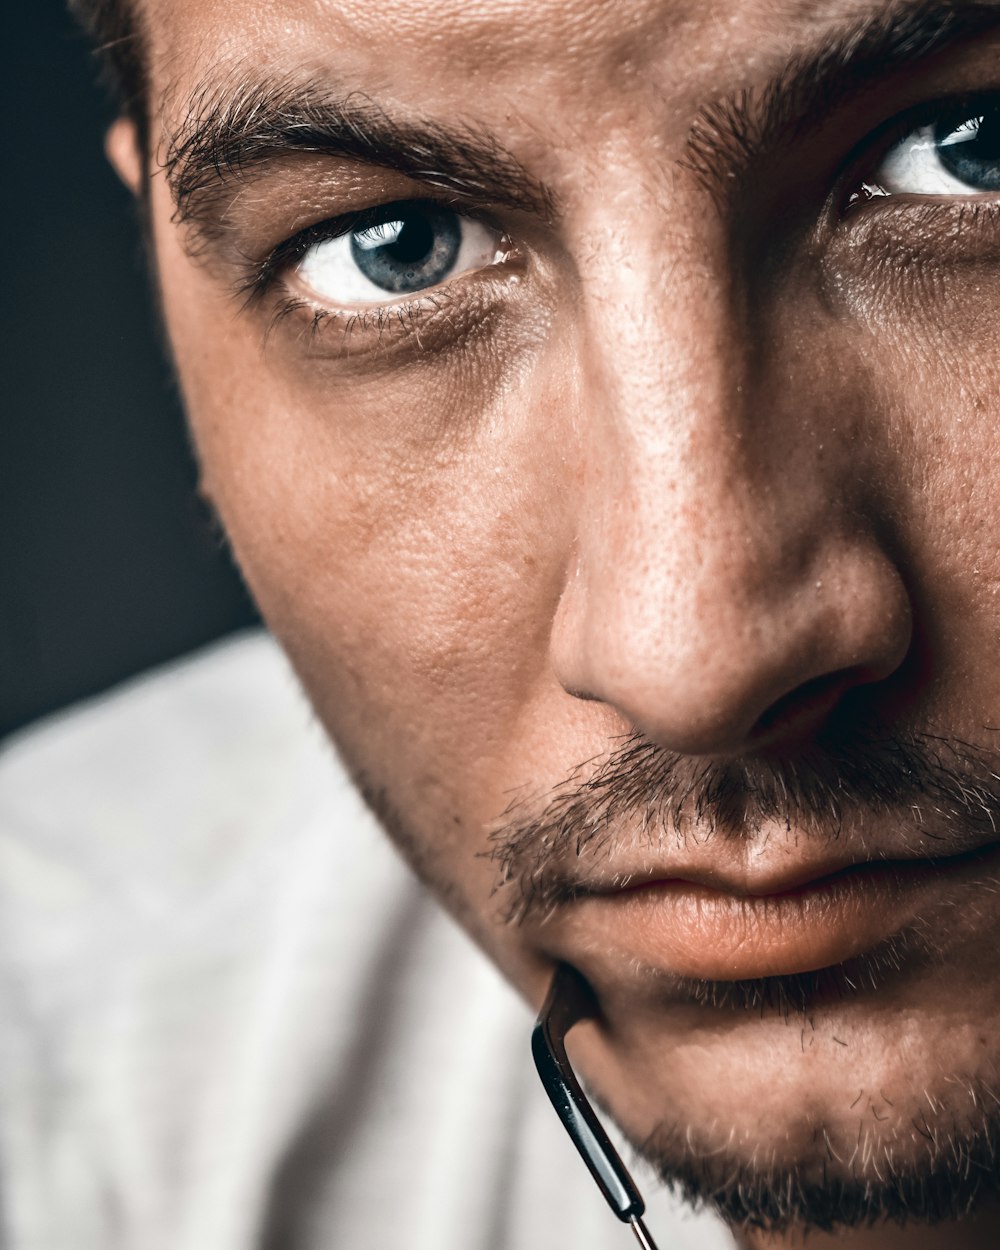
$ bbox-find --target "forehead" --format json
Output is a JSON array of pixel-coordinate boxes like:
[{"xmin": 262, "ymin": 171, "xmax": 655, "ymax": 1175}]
[{"xmin": 144, "ymin": 0, "xmax": 865, "ymax": 125}]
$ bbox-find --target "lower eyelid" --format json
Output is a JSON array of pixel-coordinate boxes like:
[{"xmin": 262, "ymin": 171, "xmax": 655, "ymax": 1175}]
[
  {"xmin": 265, "ymin": 258, "xmax": 524, "ymax": 360},
  {"xmin": 831, "ymin": 196, "xmax": 1000, "ymax": 283}
]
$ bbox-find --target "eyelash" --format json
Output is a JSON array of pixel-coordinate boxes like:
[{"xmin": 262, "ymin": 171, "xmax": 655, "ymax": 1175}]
[
  {"xmin": 843, "ymin": 89, "xmax": 999, "ymax": 212},
  {"xmin": 262, "ymin": 289, "xmax": 449, "ymax": 350},
  {"xmin": 244, "ymin": 205, "xmax": 390, "ymax": 302},
  {"xmin": 239, "ymin": 199, "xmax": 514, "ymax": 356}
]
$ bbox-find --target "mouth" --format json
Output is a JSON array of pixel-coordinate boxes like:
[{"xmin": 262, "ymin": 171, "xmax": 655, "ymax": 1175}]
[{"xmin": 535, "ymin": 842, "xmax": 1000, "ymax": 984}]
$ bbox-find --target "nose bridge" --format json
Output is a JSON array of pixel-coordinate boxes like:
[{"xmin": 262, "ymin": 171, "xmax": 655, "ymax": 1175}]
[
  {"xmin": 553, "ymin": 259, "xmax": 912, "ymax": 755},
  {"xmin": 577, "ymin": 296, "xmax": 805, "ymax": 655},
  {"xmin": 576, "ymin": 262, "xmax": 797, "ymax": 629}
]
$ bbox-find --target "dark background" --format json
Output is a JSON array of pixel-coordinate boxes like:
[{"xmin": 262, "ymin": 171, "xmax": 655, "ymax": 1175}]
[{"xmin": 2, "ymin": 3, "xmax": 259, "ymax": 740}]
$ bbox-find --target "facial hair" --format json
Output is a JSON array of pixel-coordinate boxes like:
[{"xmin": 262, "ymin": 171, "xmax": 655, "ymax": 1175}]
[{"xmin": 488, "ymin": 720, "xmax": 1000, "ymax": 1233}]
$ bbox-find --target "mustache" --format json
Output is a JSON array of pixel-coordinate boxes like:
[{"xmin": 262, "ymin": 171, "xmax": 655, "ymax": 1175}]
[{"xmin": 487, "ymin": 724, "xmax": 1000, "ymax": 923}]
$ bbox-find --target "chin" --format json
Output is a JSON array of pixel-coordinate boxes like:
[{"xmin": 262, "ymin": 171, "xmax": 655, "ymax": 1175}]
[
  {"xmin": 634, "ymin": 1101, "xmax": 1000, "ymax": 1234},
  {"xmin": 574, "ymin": 975, "xmax": 1000, "ymax": 1235}
]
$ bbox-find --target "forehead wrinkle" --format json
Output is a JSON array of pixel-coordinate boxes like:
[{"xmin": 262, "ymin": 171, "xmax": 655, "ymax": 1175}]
[{"xmin": 289, "ymin": 0, "xmax": 687, "ymax": 62}]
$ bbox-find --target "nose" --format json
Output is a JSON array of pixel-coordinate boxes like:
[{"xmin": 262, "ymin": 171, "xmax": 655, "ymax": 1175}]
[{"xmin": 550, "ymin": 290, "xmax": 912, "ymax": 758}]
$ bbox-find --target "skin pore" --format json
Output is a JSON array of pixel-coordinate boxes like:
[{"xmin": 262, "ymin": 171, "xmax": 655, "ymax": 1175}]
[{"xmin": 113, "ymin": 0, "xmax": 1000, "ymax": 1244}]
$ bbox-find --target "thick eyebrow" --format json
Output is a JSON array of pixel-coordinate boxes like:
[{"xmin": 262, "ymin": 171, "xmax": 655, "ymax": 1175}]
[
  {"xmin": 162, "ymin": 76, "xmax": 555, "ymax": 241},
  {"xmin": 685, "ymin": 0, "xmax": 1000, "ymax": 195}
]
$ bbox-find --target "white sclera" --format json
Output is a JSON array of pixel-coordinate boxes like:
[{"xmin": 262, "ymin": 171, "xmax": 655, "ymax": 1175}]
[
  {"xmin": 295, "ymin": 214, "xmax": 504, "ymax": 308},
  {"xmin": 876, "ymin": 120, "xmax": 991, "ymax": 196}
]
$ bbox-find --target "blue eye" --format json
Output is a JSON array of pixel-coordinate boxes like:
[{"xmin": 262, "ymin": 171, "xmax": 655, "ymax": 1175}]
[
  {"xmin": 350, "ymin": 204, "xmax": 462, "ymax": 294},
  {"xmin": 295, "ymin": 201, "xmax": 505, "ymax": 308},
  {"xmin": 872, "ymin": 105, "xmax": 1000, "ymax": 197},
  {"xmin": 933, "ymin": 109, "xmax": 1000, "ymax": 191}
]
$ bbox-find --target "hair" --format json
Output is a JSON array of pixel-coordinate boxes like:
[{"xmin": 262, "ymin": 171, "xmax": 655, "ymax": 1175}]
[{"xmin": 68, "ymin": 0, "xmax": 147, "ymax": 123}]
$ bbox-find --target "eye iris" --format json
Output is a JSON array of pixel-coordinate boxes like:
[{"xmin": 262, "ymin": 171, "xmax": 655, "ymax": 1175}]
[
  {"xmin": 935, "ymin": 108, "xmax": 1000, "ymax": 191},
  {"xmin": 350, "ymin": 204, "xmax": 462, "ymax": 294}
]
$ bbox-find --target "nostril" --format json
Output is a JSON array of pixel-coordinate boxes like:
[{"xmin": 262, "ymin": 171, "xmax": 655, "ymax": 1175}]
[{"xmin": 748, "ymin": 670, "xmax": 860, "ymax": 749}]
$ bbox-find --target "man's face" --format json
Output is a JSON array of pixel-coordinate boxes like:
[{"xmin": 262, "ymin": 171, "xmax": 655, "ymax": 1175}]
[{"xmin": 136, "ymin": 0, "xmax": 1000, "ymax": 1236}]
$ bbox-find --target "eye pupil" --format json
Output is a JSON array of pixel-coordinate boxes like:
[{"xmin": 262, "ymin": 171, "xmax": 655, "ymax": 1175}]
[
  {"xmin": 350, "ymin": 204, "xmax": 461, "ymax": 293},
  {"xmin": 935, "ymin": 108, "xmax": 1000, "ymax": 191}
]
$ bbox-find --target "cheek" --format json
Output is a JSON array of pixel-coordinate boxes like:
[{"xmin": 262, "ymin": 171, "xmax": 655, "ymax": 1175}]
[
  {"xmin": 827, "ymin": 248, "xmax": 1000, "ymax": 716},
  {"xmin": 159, "ymin": 242, "xmax": 578, "ymax": 833}
]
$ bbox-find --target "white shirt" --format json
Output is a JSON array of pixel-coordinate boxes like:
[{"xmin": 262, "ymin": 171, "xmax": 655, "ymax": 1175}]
[{"xmin": 0, "ymin": 633, "xmax": 734, "ymax": 1250}]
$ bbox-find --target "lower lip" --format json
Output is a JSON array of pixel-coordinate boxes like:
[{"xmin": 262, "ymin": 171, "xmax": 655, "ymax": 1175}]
[{"xmin": 559, "ymin": 851, "xmax": 997, "ymax": 981}]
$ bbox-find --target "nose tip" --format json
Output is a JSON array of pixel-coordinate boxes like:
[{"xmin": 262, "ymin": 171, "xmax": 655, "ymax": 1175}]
[{"xmin": 552, "ymin": 548, "xmax": 913, "ymax": 760}]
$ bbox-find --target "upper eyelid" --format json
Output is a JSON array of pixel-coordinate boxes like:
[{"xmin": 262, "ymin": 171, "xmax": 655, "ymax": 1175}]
[{"xmin": 873, "ymin": 93, "xmax": 990, "ymax": 153}]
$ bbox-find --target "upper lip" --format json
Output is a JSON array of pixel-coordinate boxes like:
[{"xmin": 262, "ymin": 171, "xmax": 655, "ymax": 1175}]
[
  {"xmin": 555, "ymin": 837, "xmax": 1000, "ymax": 902},
  {"xmin": 612, "ymin": 855, "xmax": 863, "ymax": 898}
]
